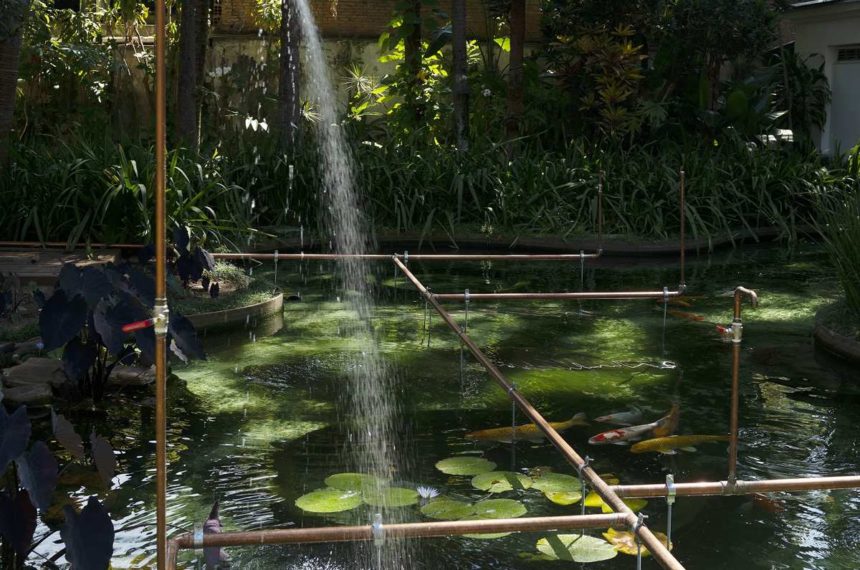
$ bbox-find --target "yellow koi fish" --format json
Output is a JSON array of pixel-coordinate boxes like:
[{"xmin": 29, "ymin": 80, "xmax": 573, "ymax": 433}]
[
  {"xmin": 630, "ymin": 434, "xmax": 729, "ymax": 455},
  {"xmin": 466, "ymin": 413, "xmax": 588, "ymax": 443}
]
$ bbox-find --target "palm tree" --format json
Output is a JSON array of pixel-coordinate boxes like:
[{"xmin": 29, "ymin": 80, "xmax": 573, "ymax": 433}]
[{"xmin": 0, "ymin": 0, "xmax": 30, "ymax": 165}]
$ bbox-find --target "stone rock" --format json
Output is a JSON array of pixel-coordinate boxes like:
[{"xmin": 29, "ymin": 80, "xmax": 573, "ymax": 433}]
[
  {"xmin": 109, "ymin": 365, "xmax": 156, "ymax": 386},
  {"xmin": 12, "ymin": 339, "xmax": 44, "ymax": 360},
  {"xmin": 0, "ymin": 342, "xmax": 15, "ymax": 355},
  {"xmin": 4, "ymin": 357, "xmax": 67, "ymax": 389},
  {"xmin": 4, "ymin": 383, "xmax": 52, "ymax": 405}
]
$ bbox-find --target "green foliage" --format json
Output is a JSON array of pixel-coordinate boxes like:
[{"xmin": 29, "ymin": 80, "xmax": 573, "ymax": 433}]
[{"xmin": 817, "ymin": 159, "xmax": 860, "ymax": 312}]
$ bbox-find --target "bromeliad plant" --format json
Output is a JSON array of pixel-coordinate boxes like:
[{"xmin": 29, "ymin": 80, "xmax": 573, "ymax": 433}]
[{"xmin": 38, "ymin": 262, "xmax": 205, "ymax": 402}]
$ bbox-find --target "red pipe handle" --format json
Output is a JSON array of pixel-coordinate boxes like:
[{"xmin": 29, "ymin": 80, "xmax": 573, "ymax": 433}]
[{"xmin": 122, "ymin": 318, "xmax": 155, "ymax": 333}]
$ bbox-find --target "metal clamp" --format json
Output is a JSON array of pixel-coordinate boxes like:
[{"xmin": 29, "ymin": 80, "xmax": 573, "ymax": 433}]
[
  {"xmin": 666, "ymin": 474, "xmax": 676, "ymax": 506},
  {"xmin": 371, "ymin": 513, "xmax": 384, "ymax": 547},
  {"xmin": 153, "ymin": 297, "xmax": 169, "ymax": 336},
  {"xmin": 663, "ymin": 286, "xmax": 670, "ymax": 304},
  {"xmin": 273, "ymin": 249, "xmax": 279, "ymax": 261},
  {"xmin": 631, "ymin": 512, "xmax": 647, "ymax": 534},
  {"xmin": 575, "ymin": 456, "xmax": 592, "ymax": 479},
  {"xmin": 404, "ymin": 250, "xmax": 409, "ymax": 264},
  {"xmin": 464, "ymin": 288, "xmax": 470, "ymax": 304},
  {"xmin": 731, "ymin": 321, "xmax": 743, "ymax": 343},
  {"xmin": 192, "ymin": 523, "xmax": 204, "ymax": 548},
  {"xmin": 507, "ymin": 381, "xmax": 517, "ymax": 395}
]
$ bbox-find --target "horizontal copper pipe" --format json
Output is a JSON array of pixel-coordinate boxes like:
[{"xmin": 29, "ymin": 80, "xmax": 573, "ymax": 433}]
[
  {"xmin": 0, "ymin": 240, "xmax": 143, "ymax": 249},
  {"xmin": 168, "ymin": 513, "xmax": 627, "ymax": 552},
  {"xmin": 434, "ymin": 290, "xmax": 682, "ymax": 301},
  {"xmin": 214, "ymin": 252, "xmax": 600, "ymax": 261},
  {"xmin": 392, "ymin": 256, "xmax": 685, "ymax": 570},
  {"xmin": 611, "ymin": 475, "xmax": 860, "ymax": 499}
]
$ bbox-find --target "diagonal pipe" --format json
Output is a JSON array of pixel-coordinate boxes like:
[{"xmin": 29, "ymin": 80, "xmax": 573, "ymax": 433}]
[{"xmin": 392, "ymin": 256, "xmax": 685, "ymax": 570}]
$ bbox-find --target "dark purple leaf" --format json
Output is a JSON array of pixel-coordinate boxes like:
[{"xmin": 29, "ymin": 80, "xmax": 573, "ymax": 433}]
[
  {"xmin": 58, "ymin": 264, "xmax": 84, "ymax": 298},
  {"xmin": 61, "ymin": 496, "xmax": 114, "ymax": 570},
  {"xmin": 176, "ymin": 253, "xmax": 194, "ymax": 284},
  {"xmin": 195, "ymin": 247, "xmax": 215, "ymax": 273},
  {"xmin": 169, "ymin": 312, "xmax": 205, "ymax": 361},
  {"xmin": 33, "ymin": 288, "xmax": 46, "ymax": 308},
  {"xmin": 201, "ymin": 275, "xmax": 210, "ymax": 291},
  {"xmin": 39, "ymin": 290, "xmax": 88, "ymax": 352},
  {"xmin": 52, "ymin": 409, "xmax": 85, "ymax": 460},
  {"xmin": 135, "ymin": 327, "xmax": 156, "ymax": 363},
  {"xmin": 125, "ymin": 267, "xmax": 155, "ymax": 306},
  {"xmin": 90, "ymin": 431, "xmax": 116, "ymax": 486},
  {"xmin": 0, "ymin": 490, "xmax": 37, "ymax": 557},
  {"xmin": 209, "ymin": 282, "xmax": 220, "ymax": 299},
  {"xmin": 137, "ymin": 244, "xmax": 155, "ymax": 265},
  {"xmin": 173, "ymin": 226, "xmax": 190, "ymax": 254},
  {"xmin": 62, "ymin": 337, "xmax": 98, "ymax": 383},
  {"xmin": 80, "ymin": 267, "xmax": 112, "ymax": 307},
  {"xmin": 204, "ymin": 500, "xmax": 226, "ymax": 569},
  {"xmin": 93, "ymin": 296, "xmax": 141, "ymax": 356},
  {"xmin": 0, "ymin": 405, "xmax": 31, "ymax": 472},
  {"xmin": 16, "ymin": 441, "xmax": 58, "ymax": 512}
]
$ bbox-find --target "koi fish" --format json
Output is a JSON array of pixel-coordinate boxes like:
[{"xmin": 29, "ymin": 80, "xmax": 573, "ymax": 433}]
[
  {"xmin": 594, "ymin": 408, "xmax": 644, "ymax": 426},
  {"xmin": 651, "ymin": 403, "xmax": 680, "ymax": 438},
  {"xmin": 589, "ymin": 403, "xmax": 680, "ymax": 445},
  {"xmin": 667, "ymin": 309, "xmax": 705, "ymax": 322},
  {"xmin": 588, "ymin": 421, "xmax": 660, "ymax": 445},
  {"xmin": 466, "ymin": 412, "xmax": 588, "ymax": 443},
  {"xmin": 630, "ymin": 434, "xmax": 729, "ymax": 454}
]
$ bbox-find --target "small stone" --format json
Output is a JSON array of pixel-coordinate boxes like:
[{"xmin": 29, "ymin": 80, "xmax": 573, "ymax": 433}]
[
  {"xmin": 13, "ymin": 338, "xmax": 44, "ymax": 359},
  {"xmin": 0, "ymin": 342, "xmax": 15, "ymax": 355},
  {"xmin": 4, "ymin": 383, "xmax": 52, "ymax": 405},
  {"xmin": 109, "ymin": 365, "xmax": 156, "ymax": 386}
]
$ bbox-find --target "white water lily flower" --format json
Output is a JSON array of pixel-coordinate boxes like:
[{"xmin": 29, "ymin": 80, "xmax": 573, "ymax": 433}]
[{"xmin": 417, "ymin": 486, "xmax": 440, "ymax": 500}]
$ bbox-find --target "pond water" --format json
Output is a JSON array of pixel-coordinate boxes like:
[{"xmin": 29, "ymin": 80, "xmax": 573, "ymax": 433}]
[{"xmin": 36, "ymin": 244, "xmax": 860, "ymax": 569}]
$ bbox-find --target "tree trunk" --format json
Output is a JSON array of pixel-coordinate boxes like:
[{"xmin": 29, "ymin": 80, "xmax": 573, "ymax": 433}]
[
  {"xmin": 452, "ymin": 0, "xmax": 469, "ymax": 151},
  {"xmin": 404, "ymin": 0, "xmax": 423, "ymax": 122},
  {"xmin": 279, "ymin": 0, "xmax": 301, "ymax": 151},
  {"xmin": 176, "ymin": 0, "xmax": 207, "ymax": 148},
  {"xmin": 505, "ymin": 0, "xmax": 525, "ymax": 145},
  {"xmin": 0, "ymin": 0, "xmax": 30, "ymax": 166}
]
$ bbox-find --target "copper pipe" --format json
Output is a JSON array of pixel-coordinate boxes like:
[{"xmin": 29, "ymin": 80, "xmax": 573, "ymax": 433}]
[
  {"xmin": 212, "ymin": 252, "xmax": 601, "ymax": 261},
  {"xmin": 610, "ymin": 475, "xmax": 860, "ymax": 498},
  {"xmin": 165, "ymin": 513, "xmax": 627, "ymax": 566},
  {"xmin": 727, "ymin": 286, "xmax": 758, "ymax": 484},
  {"xmin": 154, "ymin": 0, "xmax": 168, "ymax": 564},
  {"xmin": 679, "ymin": 168, "xmax": 686, "ymax": 289},
  {"xmin": 433, "ymin": 290, "xmax": 682, "ymax": 301},
  {"xmin": 392, "ymin": 256, "xmax": 685, "ymax": 570},
  {"xmin": 0, "ymin": 240, "xmax": 143, "ymax": 249}
]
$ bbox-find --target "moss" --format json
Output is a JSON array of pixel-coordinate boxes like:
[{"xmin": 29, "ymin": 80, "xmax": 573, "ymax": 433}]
[
  {"xmin": 816, "ymin": 299, "xmax": 860, "ymax": 341},
  {"xmin": 174, "ymin": 276, "xmax": 280, "ymax": 315},
  {"xmin": 0, "ymin": 320, "xmax": 39, "ymax": 342}
]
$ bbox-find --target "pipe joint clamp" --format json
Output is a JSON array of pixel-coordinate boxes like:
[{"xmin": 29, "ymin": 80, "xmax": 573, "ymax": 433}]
[
  {"xmin": 403, "ymin": 251, "xmax": 409, "ymax": 264},
  {"xmin": 732, "ymin": 321, "xmax": 743, "ymax": 343},
  {"xmin": 192, "ymin": 523, "xmax": 204, "ymax": 548},
  {"xmin": 464, "ymin": 289, "xmax": 470, "ymax": 304},
  {"xmin": 154, "ymin": 298, "xmax": 169, "ymax": 336},
  {"xmin": 666, "ymin": 474, "xmax": 676, "ymax": 506}
]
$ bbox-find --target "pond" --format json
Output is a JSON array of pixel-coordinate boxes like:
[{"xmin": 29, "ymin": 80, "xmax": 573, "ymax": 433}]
[{"xmin": 37, "ymin": 243, "xmax": 860, "ymax": 569}]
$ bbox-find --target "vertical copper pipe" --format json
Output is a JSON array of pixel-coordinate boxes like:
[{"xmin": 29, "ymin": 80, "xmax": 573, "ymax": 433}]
[
  {"xmin": 727, "ymin": 286, "xmax": 757, "ymax": 485},
  {"xmin": 392, "ymin": 257, "xmax": 685, "ymax": 570},
  {"xmin": 154, "ymin": 0, "xmax": 168, "ymax": 565},
  {"xmin": 679, "ymin": 168, "xmax": 686, "ymax": 289}
]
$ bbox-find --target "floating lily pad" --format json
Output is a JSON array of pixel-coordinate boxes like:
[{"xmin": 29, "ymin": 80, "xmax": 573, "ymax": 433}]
[
  {"xmin": 435, "ymin": 456, "xmax": 497, "ymax": 476},
  {"xmin": 324, "ymin": 473, "xmax": 382, "ymax": 492},
  {"xmin": 584, "ymin": 491, "xmax": 646, "ymax": 513},
  {"xmin": 471, "ymin": 471, "xmax": 533, "ymax": 493},
  {"xmin": 362, "ymin": 487, "xmax": 419, "ymax": 508},
  {"xmin": 599, "ymin": 498, "xmax": 648, "ymax": 513},
  {"xmin": 544, "ymin": 491, "xmax": 583, "ymax": 506},
  {"xmin": 536, "ymin": 534, "xmax": 618, "ymax": 562},
  {"xmin": 603, "ymin": 528, "xmax": 672, "ymax": 556},
  {"xmin": 420, "ymin": 498, "xmax": 476, "ymax": 520},
  {"xmin": 295, "ymin": 488, "xmax": 362, "ymax": 513},
  {"xmin": 460, "ymin": 514, "xmax": 513, "ymax": 540},
  {"xmin": 473, "ymin": 498, "xmax": 527, "ymax": 519}
]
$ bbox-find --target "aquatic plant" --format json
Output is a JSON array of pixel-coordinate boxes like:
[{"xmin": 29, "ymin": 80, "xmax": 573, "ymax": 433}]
[
  {"xmin": 535, "ymin": 533, "xmax": 618, "ymax": 562},
  {"xmin": 0, "ymin": 405, "xmax": 115, "ymax": 568},
  {"xmin": 38, "ymin": 262, "xmax": 204, "ymax": 402},
  {"xmin": 817, "ymin": 177, "xmax": 860, "ymax": 313}
]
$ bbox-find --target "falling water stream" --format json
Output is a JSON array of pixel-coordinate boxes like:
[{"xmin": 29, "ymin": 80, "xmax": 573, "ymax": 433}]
[{"xmin": 291, "ymin": 1, "xmax": 412, "ymax": 568}]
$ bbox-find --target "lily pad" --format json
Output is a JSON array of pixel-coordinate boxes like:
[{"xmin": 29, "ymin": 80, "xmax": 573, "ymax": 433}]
[
  {"xmin": 603, "ymin": 528, "xmax": 672, "ymax": 556},
  {"xmin": 420, "ymin": 499, "xmax": 476, "ymax": 520},
  {"xmin": 362, "ymin": 487, "xmax": 419, "ymax": 508},
  {"xmin": 460, "ymin": 514, "xmax": 513, "ymax": 539},
  {"xmin": 435, "ymin": 456, "xmax": 497, "ymax": 476},
  {"xmin": 471, "ymin": 471, "xmax": 533, "ymax": 493},
  {"xmin": 599, "ymin": 498, "xmax": 648, "ymax": 513},
  {"xmin": 584, "ymin": 491, "xmax": 647, "ymax": 513},
  {"xmin": 473, "ymin": 498, "xmax": 527, "ymax": 519},
  {"xmin": 295, "ymin": 488, "xmax": 362, "ymax": 513},
  {"xmin": 532, "ymin": 472, "xmax": 582, "ymax": 505},
  {"xmin": 324, "ymin": 473, "xmax": 382, "ymax": 492},
  {"xmin": 536, "ymin": 533, "xmax": 618, "ymax": 562}
]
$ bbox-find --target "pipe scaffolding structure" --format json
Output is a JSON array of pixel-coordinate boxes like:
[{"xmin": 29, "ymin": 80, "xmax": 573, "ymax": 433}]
[
  {"xmin": 164, "ymin": 514, "xmax": 628, "ymax": 568},
  {"xmin": 392, "ymin": 257, "xmax": 685, "ymax": 570}
]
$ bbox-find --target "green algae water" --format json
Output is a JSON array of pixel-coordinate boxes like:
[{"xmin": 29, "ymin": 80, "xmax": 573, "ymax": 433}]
[{"xmin": 38, "ymin": 244, "xmax": 860, "ymax": 569}]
